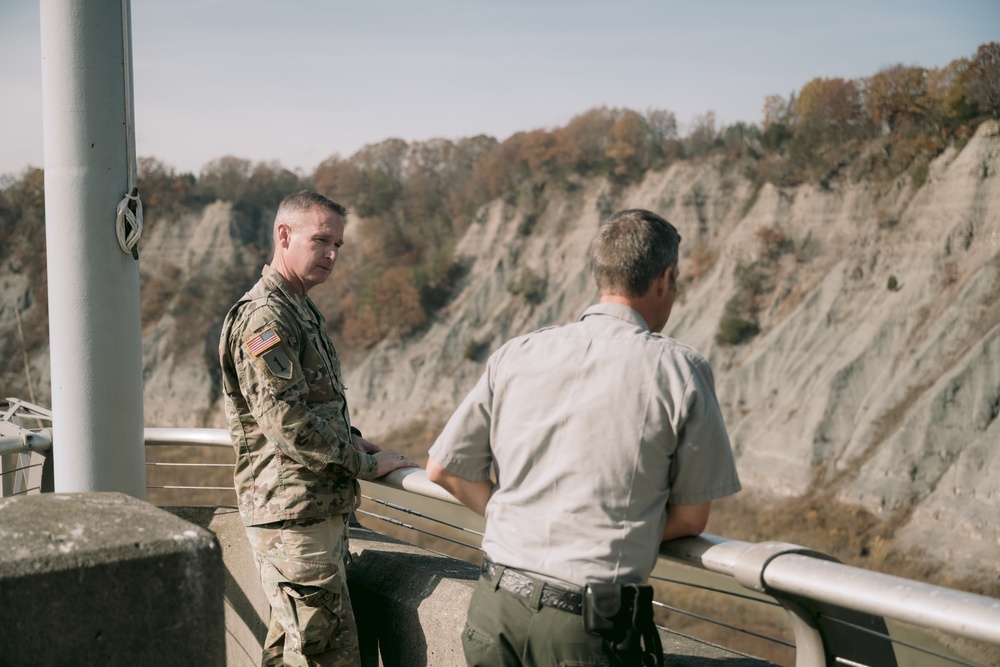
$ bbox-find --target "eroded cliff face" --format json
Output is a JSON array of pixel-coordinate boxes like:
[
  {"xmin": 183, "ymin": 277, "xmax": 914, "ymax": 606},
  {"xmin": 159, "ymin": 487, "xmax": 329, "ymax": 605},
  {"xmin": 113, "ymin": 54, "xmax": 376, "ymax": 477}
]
[
  {"xmin": 5, "ymin": 123, "xmax": 997, "ymax": 573},
  {"xmin": 345, "ymin": 121, "xmax": 1000, "ymax": 573}
]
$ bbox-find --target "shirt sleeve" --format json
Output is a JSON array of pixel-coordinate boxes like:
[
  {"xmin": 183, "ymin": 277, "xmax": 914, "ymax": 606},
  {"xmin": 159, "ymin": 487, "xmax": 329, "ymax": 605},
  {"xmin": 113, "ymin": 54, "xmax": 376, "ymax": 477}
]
[
  {"xmin": 232, "ymin": 303, "xmax": 378, "ymax": 480},
  {"xmin": 668, "ymin": 355, "xmax": 742, "ymax": 505},
  {"xmin": 428, "ymin": 367, "xmax": 495, "ymax": 482}
]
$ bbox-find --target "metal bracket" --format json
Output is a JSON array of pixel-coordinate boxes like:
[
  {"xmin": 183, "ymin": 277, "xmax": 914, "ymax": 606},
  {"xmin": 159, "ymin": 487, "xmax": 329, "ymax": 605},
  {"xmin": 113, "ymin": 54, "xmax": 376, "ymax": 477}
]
[{"xmin": 734, "ymin": 541, "xmax": 837, "ymax": 593}]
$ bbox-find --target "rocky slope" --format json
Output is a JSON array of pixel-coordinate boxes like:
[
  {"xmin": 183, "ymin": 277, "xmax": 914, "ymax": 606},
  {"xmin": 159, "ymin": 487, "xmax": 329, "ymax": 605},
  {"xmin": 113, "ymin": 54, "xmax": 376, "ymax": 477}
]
[
  {"xmin": 4, "ymin": 122, "xmax": 998, "ymax": 575},
  {"xmin": 345, "ymin": 121, "xmax": 1000, "ymax": 574}
]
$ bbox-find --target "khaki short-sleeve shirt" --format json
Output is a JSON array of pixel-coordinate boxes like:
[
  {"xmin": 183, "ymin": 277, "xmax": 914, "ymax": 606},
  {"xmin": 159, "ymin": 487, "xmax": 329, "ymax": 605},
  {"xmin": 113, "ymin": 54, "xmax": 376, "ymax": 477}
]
[{"xmin": 429, "ymin": 303, "xmax": 741, "ymax": 586}]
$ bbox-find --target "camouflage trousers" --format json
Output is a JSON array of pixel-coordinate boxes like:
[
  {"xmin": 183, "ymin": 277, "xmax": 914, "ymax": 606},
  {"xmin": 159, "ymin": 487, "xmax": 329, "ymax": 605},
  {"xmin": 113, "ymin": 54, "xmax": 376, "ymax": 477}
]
[{"xmin": 246, "ymin": 514, "xmax": 360, "ymax": 667}]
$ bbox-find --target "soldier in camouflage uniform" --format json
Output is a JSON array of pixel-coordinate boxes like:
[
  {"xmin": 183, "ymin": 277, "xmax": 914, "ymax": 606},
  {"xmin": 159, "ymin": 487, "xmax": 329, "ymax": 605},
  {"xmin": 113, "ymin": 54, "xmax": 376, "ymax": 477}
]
[{"xmin": 220, "ymin": 191, "xmax": 416, "ymax": 667}]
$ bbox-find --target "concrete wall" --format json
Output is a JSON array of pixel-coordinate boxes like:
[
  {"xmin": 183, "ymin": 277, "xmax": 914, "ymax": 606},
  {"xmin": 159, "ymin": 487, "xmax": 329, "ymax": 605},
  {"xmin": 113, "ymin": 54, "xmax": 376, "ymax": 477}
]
[
  {"xmin": 0, "ymin": 497, "xmax": 771, "ymax": 666},
  {"xmin": 0, "ymin": 492, "xmax": 224, "ymax": 666},
  {"xmin": 168, "ymin": 506, "xmax": 273, "ymax": 666},
  {"xmin": 173, "ymin": 508, "xmax": 770, "ymax": 667},
  {"xmin": 173, "ymin": 507, "xmax": 476, "ymax": 667},
  {"xmin": 348, "ymin": 529, "xmax": 478, "ymax": 666}
]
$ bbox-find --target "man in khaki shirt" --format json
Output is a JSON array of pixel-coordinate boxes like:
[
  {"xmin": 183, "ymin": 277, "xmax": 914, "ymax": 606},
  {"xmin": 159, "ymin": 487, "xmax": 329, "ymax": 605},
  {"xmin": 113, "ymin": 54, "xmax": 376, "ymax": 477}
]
[
  {"xmin": 428, "ymin": 209, "xmax": 740, "ymax": 666},
  {"xmin": 221, "ymin": 191, "xmax": 416, "ymax": 666}
]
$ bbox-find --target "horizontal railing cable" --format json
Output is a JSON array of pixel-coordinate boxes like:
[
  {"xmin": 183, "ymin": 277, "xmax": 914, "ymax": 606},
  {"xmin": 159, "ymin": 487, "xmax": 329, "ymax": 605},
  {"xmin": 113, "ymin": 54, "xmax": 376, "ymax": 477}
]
[
  {"xmin": 145, "ymin": 462, "xmax": 234, "ymax": 468},
  {"xmin": 146, "ymin": 484, "xmax": 235, "ymax": 491},
  {"xmin": 0, "ymin": 462, "xmax": 42, "ymax": 478},
  {"xmin": 362, "ymin": 494, "xmax": 485, "ymax": 537},
  {"xmin": 130, "ymin": 431, "xmax": 1000, "ymax": 664},
  {"xmin": 652, "ymin": 599, "xmax": 795, "ymax": 649},
  {"xmin": 8, "ymin": 486, "xmax": 40, "ymax": 497},
  {"xmin": 359, "ymin": 491, "xmax": 787, "ymax": 650},
  {"xmin": 355, "ymin": 508, "xmax": 483, "ymax": 552},
  {"xmin": 650, "ymin": 573, "xmax": 783, "ymax": 608},
  {"xmin": 820, "ymin": 613, "xmax": 985, "ymax": 667},
  {"xmin": 834, "ymin": 659, "xmax": 867, "ymax": 667}
]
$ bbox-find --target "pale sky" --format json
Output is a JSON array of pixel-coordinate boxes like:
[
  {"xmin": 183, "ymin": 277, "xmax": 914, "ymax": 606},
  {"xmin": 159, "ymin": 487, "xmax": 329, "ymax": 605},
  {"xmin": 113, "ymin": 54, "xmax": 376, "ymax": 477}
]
[{"xmin": 2, "ymin": 0, "xmax": 997, "ymax": 178}]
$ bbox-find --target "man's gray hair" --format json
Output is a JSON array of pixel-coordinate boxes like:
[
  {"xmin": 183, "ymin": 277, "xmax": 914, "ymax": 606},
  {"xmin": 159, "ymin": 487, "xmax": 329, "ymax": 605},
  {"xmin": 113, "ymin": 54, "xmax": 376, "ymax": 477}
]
[
  {"xmin": 589, "ymin": 209, "xmax": 681, "ymax": 297},
  {"xmin": 273, "ymin": 191, "xmax": 348, "ymax": 238}
]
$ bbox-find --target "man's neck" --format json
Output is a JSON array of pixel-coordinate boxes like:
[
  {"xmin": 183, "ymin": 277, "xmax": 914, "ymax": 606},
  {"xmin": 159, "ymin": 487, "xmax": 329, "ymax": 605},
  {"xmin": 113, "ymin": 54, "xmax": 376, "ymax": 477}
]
[
  {"xmin": 268, "ymin": 258, "xmax": 306, "ymax": 296},
  {"xmin": 599, "ymin": 295, "xmax": 653, "ymax": 330}
]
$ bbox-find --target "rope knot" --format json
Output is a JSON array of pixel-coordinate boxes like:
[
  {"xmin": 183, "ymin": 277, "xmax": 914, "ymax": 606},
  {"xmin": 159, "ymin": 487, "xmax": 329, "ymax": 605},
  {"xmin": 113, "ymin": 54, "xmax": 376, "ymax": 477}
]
[{"xmin": 116, "ymin": 187, "xmax": 143, "ymax": 259}]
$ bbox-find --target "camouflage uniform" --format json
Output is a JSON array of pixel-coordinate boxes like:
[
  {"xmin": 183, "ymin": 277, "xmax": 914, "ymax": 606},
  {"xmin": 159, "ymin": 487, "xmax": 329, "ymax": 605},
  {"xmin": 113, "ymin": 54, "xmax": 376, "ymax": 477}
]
[{"xmin": 220, "ymin": 264, "xmax": 379, "ymax": 667}]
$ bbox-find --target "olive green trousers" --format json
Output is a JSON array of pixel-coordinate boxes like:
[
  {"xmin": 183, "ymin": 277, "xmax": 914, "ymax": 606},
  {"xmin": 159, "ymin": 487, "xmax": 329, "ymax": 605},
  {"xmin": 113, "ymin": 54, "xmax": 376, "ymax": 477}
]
[{"xmin": 461, "ymin": 569, "xmax": 639, "ymax": 667}]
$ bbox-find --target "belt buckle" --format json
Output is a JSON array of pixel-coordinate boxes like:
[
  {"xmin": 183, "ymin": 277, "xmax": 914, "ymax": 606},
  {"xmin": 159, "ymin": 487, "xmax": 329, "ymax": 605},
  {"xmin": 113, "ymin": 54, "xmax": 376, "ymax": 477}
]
[
  {"xmin": 480, "ymin": 557, "xmax": 496, "ymax": 581},
  {"xmin": 500, "ymin": 568, "xmax": 536, "ymax": 598}
]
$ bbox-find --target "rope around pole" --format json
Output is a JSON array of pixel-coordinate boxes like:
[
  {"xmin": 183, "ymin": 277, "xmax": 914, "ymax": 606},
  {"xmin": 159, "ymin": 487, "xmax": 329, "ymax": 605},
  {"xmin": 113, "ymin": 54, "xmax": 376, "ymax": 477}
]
[
  {"xmin": 118, "ymin": 0, "xmax": 141, "ymax": 260},
  {"xmin": 115, "ymin": 187, "xmax": 142, "ymax": 258}
]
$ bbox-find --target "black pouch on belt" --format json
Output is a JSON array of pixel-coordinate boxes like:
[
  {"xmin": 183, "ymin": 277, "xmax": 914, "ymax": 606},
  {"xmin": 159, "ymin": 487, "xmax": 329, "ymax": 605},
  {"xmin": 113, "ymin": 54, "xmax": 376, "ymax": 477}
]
[
  {"xmin": 583, "ymin": 583, "xmax": 629, "ymax": 640},
  {"xmin": 584, "ymin": 583, "xmax": 664, "ymax": 667}
]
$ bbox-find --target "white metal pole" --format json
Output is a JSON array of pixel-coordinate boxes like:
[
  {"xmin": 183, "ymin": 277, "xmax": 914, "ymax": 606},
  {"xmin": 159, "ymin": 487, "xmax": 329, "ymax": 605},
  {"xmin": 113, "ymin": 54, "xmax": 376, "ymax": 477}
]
[{"xmin": 40, "ymin": 0, "xmax": 145, "ymax": 498}]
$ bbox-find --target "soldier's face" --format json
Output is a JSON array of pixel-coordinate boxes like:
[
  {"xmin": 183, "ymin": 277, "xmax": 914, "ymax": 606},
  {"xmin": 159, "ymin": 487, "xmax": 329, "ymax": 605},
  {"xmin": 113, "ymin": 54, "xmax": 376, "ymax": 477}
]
[{"xmin": 280, "ymin": 207, "xmax": 345, "ymax": 295}]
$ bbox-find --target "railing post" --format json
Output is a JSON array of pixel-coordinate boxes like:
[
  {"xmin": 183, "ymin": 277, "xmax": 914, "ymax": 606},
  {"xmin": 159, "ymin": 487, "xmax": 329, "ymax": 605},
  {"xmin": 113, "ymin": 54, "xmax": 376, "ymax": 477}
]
[
  {"xmin": 0, "ymin": 407, "xmax": 54, "ymax": 497},
  {"xmin": 39, "ymin": 446, "xmax": 54, "ymax": 493},
  {"xmin": 733, "ymin": 542, "xmax": 830, "ymax": 666},
  {"xmin": 777, "ymin": 599, "xmax": 825, "ymax": 667},
  {"xmin": 0, "ymin": 453, "xmax": 12, "ymax": 497},
  {"xmin": 734, "ymin": 541, "xmax": 898, "ymax": 667}
]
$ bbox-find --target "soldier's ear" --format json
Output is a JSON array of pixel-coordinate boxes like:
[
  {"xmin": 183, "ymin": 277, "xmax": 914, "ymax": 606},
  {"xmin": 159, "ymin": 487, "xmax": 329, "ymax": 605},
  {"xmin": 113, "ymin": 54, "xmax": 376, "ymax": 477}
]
[{"xmin": 276, "ymin": 222, "xmax": 291, "ymax": 249}]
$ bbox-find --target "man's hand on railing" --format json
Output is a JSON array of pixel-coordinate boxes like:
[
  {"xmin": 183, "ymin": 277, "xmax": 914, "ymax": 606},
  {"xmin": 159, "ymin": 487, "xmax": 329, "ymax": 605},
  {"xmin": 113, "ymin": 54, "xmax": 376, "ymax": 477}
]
[
  {"xmin": 351, "ymin": 432, "xmax": 382, "ymax": 454},
  {"xmin": 373, "ymin": 449, "xmax": 420, "ymax": 478}
]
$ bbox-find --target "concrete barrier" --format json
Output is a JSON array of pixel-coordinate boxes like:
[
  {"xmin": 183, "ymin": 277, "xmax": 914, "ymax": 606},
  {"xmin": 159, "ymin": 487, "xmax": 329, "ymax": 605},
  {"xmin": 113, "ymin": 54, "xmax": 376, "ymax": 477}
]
[
  {"xmin": 172, "ymin": 508, "xmax": 772, "ymax": 666},
  {"xmin": 167, "ymin": 506, "xmax": 270, "ymax": 666},
  {"xmin": 0, "ymin": 492, "xmax": 224, "ymax": 666},
  {"xmin": 348, "ymin": 528, "xmax": 477, "ymax": 666},
  {"xmin": 171, "ymin": 507, "xmax": 475, "ymax": 666}
]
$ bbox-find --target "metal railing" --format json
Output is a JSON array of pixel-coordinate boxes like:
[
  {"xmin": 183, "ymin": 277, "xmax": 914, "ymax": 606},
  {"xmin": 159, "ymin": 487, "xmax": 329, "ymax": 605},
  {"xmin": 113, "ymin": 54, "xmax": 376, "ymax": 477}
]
[
  {"xmin": 354, "ymin": 468, "xmax": 1000, "ymax": 667},
  {"xmin": 0, "ymin": 398, "xmax": 53, "ymax": 497},
  {"xmin": 5, "ymin": 418, "xmax": 1000, "ymax": 666},
  {"xmin": 144, "ymin": 427, "xmax": 235, "ymax": 495}
]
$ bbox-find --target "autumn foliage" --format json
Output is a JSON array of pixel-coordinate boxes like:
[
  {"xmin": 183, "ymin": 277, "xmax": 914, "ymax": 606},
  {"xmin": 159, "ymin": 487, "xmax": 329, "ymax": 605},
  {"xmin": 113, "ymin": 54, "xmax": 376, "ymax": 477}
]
[{"xmin": 2, "ymin": 43, "xmax": 997, "ymax": 361}]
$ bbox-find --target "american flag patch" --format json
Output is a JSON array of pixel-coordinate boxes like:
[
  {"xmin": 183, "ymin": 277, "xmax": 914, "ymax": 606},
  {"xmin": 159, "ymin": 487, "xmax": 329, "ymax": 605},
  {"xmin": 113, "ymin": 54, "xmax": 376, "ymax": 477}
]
[{"xmin": 246, "ymin": 328, "xmax": 281, "ymax": 356}]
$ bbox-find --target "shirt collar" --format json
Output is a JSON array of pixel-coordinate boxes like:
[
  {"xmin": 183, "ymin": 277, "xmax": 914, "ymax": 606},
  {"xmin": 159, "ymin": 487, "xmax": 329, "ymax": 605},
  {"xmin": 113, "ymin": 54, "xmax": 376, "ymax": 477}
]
[
  {"xmin": 261, "ymin": 264, "xmax": 317, "ymax": 322},
  {"xmin": 580, "ymin": 302, "xmax": 650, "ymax": 331}
]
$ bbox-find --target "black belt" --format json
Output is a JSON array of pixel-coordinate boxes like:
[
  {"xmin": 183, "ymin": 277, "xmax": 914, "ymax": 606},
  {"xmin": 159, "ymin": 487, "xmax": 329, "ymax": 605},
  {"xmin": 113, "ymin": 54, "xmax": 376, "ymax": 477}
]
[{"xmin": 481, "ymin": 556, "xmax": 583, "ymax": 615}]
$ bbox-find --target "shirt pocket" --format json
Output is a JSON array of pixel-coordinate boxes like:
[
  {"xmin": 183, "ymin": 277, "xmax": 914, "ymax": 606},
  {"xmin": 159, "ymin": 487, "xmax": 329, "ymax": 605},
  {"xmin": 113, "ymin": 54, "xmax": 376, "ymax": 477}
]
[{"xmin": 301, "ymin": 330, "xmax": 341, "ymax": 407}]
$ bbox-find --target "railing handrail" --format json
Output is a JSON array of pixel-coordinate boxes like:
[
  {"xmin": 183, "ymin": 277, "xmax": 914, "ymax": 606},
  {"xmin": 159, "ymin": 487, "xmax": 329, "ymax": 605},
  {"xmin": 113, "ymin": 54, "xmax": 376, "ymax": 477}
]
[
  {"xmin": 363, "ymin": 468, "xmax": 1000, "ymax": 649},
  {"xmin": 0, "ymin": 431, "xmax": 52, "ymax": 456},
  {"xmin": 143, "ymin": 427, "xmax": 231, "ymax": 447},
  {"xmin": 137, "ymin": 427, "xmax": 1000, "ymax": 648},
  {"xmin": 0, "ymin": 397, "xmax": 53, "ymax": 457},
  {"xmin": 141, "ymin": 428, "xmax": 466, "ymax": 505},
  {"xmin": 660, "ymin": 534, "xmax": 1000, "ymax": 647},
  {"xmin": 9, "ymin": 422, "xmax": 1000, "ymax": 662}
]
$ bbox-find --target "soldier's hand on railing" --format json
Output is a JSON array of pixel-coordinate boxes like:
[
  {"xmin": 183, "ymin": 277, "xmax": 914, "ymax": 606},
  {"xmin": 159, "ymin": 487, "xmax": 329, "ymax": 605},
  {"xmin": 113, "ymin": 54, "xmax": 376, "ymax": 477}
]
[
  {"xmin": 373, "ymin": 449, "xmax": 419, "ymax": 478},
  {"xmin": 351, "ymin": 432, "xmax": 382, "ymax": 454}
]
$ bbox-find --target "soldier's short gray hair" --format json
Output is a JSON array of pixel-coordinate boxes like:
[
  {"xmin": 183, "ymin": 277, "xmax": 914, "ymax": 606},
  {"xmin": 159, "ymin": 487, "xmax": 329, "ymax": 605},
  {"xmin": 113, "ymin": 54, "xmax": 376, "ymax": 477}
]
[
  {"xmin": 273, "ymin": 191, "xmax": 348, "ymax": 239},
  {"xmin": 589, "ymin": 209, "xmax": 681, "ymax": 298}
]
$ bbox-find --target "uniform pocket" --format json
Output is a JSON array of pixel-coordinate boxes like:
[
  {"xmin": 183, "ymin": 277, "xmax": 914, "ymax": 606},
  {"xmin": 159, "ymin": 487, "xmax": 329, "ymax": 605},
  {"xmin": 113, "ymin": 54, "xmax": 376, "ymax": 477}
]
[
  {"xmin": 281, "ymin": 582, "xmax": 342, "ymax": 655},
  {"xmin": 278, "ymin": 517, "xmax": 343, "ymax": 564},
  {"xmin": 461, "ymin": 621, "xmax": 496, "ymax": 663}
]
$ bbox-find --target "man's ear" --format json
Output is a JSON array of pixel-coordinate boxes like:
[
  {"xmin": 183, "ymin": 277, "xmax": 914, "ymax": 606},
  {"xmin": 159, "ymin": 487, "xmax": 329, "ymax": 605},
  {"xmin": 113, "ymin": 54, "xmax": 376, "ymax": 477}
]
[
  {"xmin": 276, "ymin": 222, "xmax": 290, "ymax": 248},
  {"xmin": 654, "ymin": 266, "xmax": 672, "ymax": 297}
]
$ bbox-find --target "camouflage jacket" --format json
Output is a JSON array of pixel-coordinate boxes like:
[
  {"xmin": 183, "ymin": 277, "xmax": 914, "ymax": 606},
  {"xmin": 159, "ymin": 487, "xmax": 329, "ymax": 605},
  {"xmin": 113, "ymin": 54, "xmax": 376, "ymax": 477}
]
[{"xmin": 219, "ymin": 265, "xmax": 378, "ymax": 526}]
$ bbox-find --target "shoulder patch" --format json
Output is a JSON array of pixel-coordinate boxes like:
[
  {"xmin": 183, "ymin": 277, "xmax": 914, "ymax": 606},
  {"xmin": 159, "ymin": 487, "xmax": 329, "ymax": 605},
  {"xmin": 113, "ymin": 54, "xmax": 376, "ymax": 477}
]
[
  {"xmin": 260, "ymin": 347, "xmax": 294, "ymax": 379},
  {"xmin": 246, "ymin": 327, "xmax": 281, "ymax": 357}
]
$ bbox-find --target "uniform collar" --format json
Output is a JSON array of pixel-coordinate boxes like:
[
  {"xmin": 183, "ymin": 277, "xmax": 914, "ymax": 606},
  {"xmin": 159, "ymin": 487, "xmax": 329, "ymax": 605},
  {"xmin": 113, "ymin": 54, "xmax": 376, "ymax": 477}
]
[
  {"xmin": 580, "ymin": 302, "xmax": 650, "ymax": 331},
  {"xmin": 261, "ymin": 264, "xmax": 318, "ymax": 322}
]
